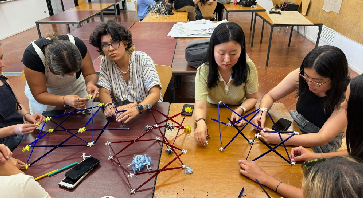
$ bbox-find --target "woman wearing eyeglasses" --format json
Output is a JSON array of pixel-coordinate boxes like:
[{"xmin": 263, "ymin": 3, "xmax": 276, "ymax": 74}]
[
  {"xmin": 22, "ymin": 33, "xmax": 99, "ymax": 114},
  {"xmin": 239, "ymin": 74, "xmax": 363, "ymax": 198},
  {"xmin": 251, "ymin": 46, "xmax": 349, "ymax": 153},
  {"xmin": 89, "ymin": 21, "xmax": 162, "ymax": 123}
]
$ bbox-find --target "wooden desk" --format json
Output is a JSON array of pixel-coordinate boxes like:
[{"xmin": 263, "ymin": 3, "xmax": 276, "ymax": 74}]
[
  {"xmin": 224, "ymin": 4, "xmax": 265, "ymax": 31},
  {"xmin": 252, "ymin": 11, "xmax": 323, "ymax": 66},
  {"xmin": 68, "ymin": 3, "xmax": 117, "ymax": 21},
  {"xmin": 129, "ymin": 22, "xmax": 176, "ymax": 40},
  {"xmin": 36, "ymin": 10, "xmax": 101, "ymax": 39},
  {"xmin": 70, "ymin": 21, "xmax": 135, "ymax": 40},
  {"xmin": 154, "ymin": 103, "xmax": 303, "ymax": 197},
  {"xmin": 13, "ymin": 102, "xmax": 170, "ymax": 197},
  {"xmin": 142, "ymin": 12, "xmax": 188, "ymax": 22}
]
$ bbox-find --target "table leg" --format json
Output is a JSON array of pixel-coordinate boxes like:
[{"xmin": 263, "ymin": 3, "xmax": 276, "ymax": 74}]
[
  {"xmin": 175, "ymin": 75, "xmax": 181, "ymax": 89},
  {"xmin": 36, "ymin": 23, "xmax": 41, "ymax": 39},
  {"xmin": 251, "ymin": 13, "xmax": 257, "ymax": 47},
  {"xmin": 77, "ymin": 23, "xmax": 81, "ymax": 28},
  {"xmin": 67, "ymin": 24, "xmax": 70, "ymax": 33},
  {"xmin": 114, "ymin": 5, "xmax": 118, "ymax": 21},
  {"xmin": 225, "ymin": 9, "xmax": 228, "ymax": 21},
  {"xmin": 125, "ymin": 0, "xmax": 128, "ymax": 22},
  {"xmin": 288, "ymin": 26, "xmax": 294, "ymax": 47},
  {"xmin": 316, "ymin": 25, "xmax": 322, "ymax": 48},
  {"xmin": 250, "ymin": 12, "xmax": 253, "ymax": 31},
  {"xmin": 260, "ymin": 21, "xmax": 264, "ymax": 44},
  {"xmin": 266, "ymin": 26, "xmax": 274, "ymax": 66},
  {"xmin": 101, "ymin": 11, "xmax": 104, "ymax": 22},
  {"xmin": 168, "ymin": 75, "xmax": 175, "ymax": 102}
]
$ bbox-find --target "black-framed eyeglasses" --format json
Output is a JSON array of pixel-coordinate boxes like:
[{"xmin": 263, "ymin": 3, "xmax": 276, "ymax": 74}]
[
  {"xmin": 101, "ymin": 40, "xmax": 120, "ymax": 51},
  {"xmin": 301, "ymin": 158, "xmax": 326, "ymax": 176},
  {"xmin": 299, "ymin": 70, "xmax": 330, "ymax": 87}
]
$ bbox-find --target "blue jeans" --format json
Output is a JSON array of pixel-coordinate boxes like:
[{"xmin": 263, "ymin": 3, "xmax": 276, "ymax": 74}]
[{"xmin": 0, "ymin": 134, "xmax": 29, "ymax": 151}]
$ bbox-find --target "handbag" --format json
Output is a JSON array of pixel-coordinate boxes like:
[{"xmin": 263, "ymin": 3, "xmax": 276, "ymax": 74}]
[
  {"xmin": 185, "ymin": 39, "xmax": 210, "ymax": 69},
  {"xmin": 240, "ymin": 0, "xmax": 256, "ymax": 7}
]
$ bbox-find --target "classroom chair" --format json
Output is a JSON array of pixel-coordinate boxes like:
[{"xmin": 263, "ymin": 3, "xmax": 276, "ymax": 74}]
[
  {"xmin": 198, "ymin": 1, "xmax": 217, "ymax": 20},
  {"xmin": 155, "ymin": 64, "xmax": 172, "ymax": 97}
]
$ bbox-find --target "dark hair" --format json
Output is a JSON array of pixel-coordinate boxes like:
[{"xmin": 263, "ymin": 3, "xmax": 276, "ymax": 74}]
[
  {"xmin": 303, "ymin": 156, "xmax": 363, "ymax": 198},
  {"xmin": 346, "ymin": 74, "xmax": 363, "ymax": 161},
  {"xmin": 298, "ymin": 45, "xmax": 349, "ymax": 113},
  {"xmin": 44, "ymin": 33, "xmax": 82, "ymax": 74},
  {"xmin": 89, "ymin": 20, "xmax": 134, "ymax": 56},
  {"xmin": 205, "ymin": 22, "xmax": 249, "ymax": 89}
]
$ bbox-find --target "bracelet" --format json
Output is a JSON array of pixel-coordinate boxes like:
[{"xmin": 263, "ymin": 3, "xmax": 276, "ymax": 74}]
[
  {"xmin": 23, "ymin": 112, "xmax": 31, "ymax": 121},
  {"xmin": 195, "ymin": 118, "xmax": 206, "ymax": 127},
  {"xmin": 104, "ymin": 102, "xmax": 114, "ymax": 109},
  {"xmin": 237, "ymin": 106, "xmax": 246, "ymax": 114},
  {"xmin": 276, "ymin": 181, "xmax": 283, "ymax": 192}
]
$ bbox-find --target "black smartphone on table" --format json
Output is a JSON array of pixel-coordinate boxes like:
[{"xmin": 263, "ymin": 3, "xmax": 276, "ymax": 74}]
[
  {"xmin": 272, "ymin": 118, "xmax": 292, "ymax": 132},
  {"xmin": 42, "ymin": 110, "xmax": 66, "ymax": 117},
  {"xmin": 59, "ymin": 157, "xmax": 100, "ymax": 189},
  {"xmin": 181, "ymin": 104, "xmax": 194, "ymax": 116}
]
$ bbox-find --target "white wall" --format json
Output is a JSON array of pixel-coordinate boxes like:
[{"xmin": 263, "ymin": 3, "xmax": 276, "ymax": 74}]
[
  {"xmin": 0, "ymin": 0, "xmax": 49, "ymax": 40},
  {"xmin": 257, "ymin": 0, "xmax": 363, "ymax": 74}
]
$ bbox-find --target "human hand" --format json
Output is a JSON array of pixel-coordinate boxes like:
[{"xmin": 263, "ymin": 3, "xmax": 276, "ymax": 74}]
[
  {"xmin": 13, "ymin": 124, "xmax": 38, "ymax": 135},
  {"xmin": 10, "ymin": 157, "xmax": 26, "ymax": 169},
  {"xmin": 25, "ymin": 113, "xmax": 44, "ymax": 124},
  {"xmin": 251, "ymin": 111, "xmax": 266, "ymax": 131},
  {"xmin": 104, "ymin": 104, "xmax": 116, "ymax": 117},
  {"xmin": 116, "ymin": 106, "xmax": 139, "ymax": 123},
  {"xmin": 86, "ymin": 83, "xmax": 99, "ymax": 99},
  {"xmin": 239, "ymin": 160, "xmax": 269, "ymax": 184},
  {"xmin": 194, "ymin": 120, "xmax": 208, "ymax": 145},
  {"xmin": 64, "ymin": 95, "xmax": 89, "ymax": 110},
  {"xmin": 0, "ymin": 144, "xmax": 12, "ymax": 163},
  {"xmin": 259, "ymin": 128, "xmax": 280, "ymax": 144},
  {"xmin": 230, "ymin": 108, "xmax": 246, "ymax": 127},
  {"xmin": 290, "ymin": 146, "xmax": 319, "ymax": 162}
]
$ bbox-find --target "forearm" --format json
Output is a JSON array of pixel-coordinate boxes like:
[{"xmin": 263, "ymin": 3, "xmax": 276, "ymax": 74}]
[
  {"xmin": 241, "ymin": 98, "xmax": 257, "ymax": 112},
  {"xmin": 17, "ymin": 104, "xmax": 30, "ymax": 117},
  {"xmin": 139, "ymin": 92, "xmax": 160, "ymax": 111},
  {"xmin": 34, "ymin": 92, "xmax": 65, "ymax": 106},
  {"xmin": 321, "ymin": 149, "xmax": 348, "ymax": 158},
  {"xmin": 194, "ymin": 106, "xmax": 206, "ymax": 121},
  {"xmin": 84, "ymin": 74, "xmax": 98, "ymax": 87},
  {"xmin": 99, "ymin": 91, "xmax": 113, "ymax": 104},
  {"xmin": 262, "ymin": 175, "xmax": 303, "ymax": 198},
  {"xmin": 259, "ymin": 94, "xmax": 275, "ymax": 111},
  {"xmin": 273, "ymin": 133, "xmax": 329, "ymax": 147},
  {"xmin": 0, "ymin": 126, "xmax": 15, "ymax": 138}
]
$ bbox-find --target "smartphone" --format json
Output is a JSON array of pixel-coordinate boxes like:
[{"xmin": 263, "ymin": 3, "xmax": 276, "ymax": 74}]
[
  {"xmin": 58, "ymin": 170, "xmax": 91, "ymax": 189},
  {"xmin": 272, "ymin": 118, "xmax": 292, "ymax": 132},
  {"xmin": 42, "ymin": 110, "xmax": 66, "ymax": 117},
  {"xmin": 181, "ymin": 104, "xmax": 194, "ymax": 116},
  {"xmin": 59, "ymin": 157, "xmax": 100, "ymax": 189},
  {"xmin": 65, "ymin": 157, "xmax": 100, "ymax": 180}
]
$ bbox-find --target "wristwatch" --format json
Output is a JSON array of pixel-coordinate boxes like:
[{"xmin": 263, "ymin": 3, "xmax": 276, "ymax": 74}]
[{"xmin": 136, "ymin": 104, "xmax": 144, "ymax": 114}]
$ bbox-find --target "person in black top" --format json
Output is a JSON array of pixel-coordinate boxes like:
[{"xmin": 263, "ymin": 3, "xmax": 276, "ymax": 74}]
[
  {"xmin": 168, "ymin": 0, "xmax": 196, "ymax": 21},
  {"xmin": 0, "ymin": 44, "xmax": 44, "ymax": 151},
  {"xmin": 22, "ymin": 33, "xmax": 99, "ymax": 114},
  {"xmin": 251, "ymin": 45, "xmax": 349, "ymax": 153}
]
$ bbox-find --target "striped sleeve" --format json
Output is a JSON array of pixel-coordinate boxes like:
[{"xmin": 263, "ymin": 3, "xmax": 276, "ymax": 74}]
[
  {"xmin": 245, "ymin": 59, "xmax": 259, "ymax": 94},
  {"xmin": 97, "ymin": 57, "xmax": 112, "ymax": 91},
  {"xmin": 139, "ymin": 52, "xmax": 162, "ymax": 91},
  {"xmin": 195, "ymin": 63, "xmax": 209, "ymax": 101}
]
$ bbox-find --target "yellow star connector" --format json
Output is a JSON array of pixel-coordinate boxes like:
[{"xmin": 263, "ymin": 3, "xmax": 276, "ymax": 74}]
[
  {"xmin": 47, "ymin": 128, "xmax": 54, "ymax": 133},
  {"xmin": 87, "ymin": 94, "xmax": 94, "ymax": 99},
  {"xmin": 185, "ymin": 107, "xmax": 193, "ymax": 113},
  {"xmin": 21, "ymin": 164, "xmax": 30, "ymax": 170},
  {"xmin": 44, "ymin": 117, "xmax": 51, "ymax": 122},
  {"xmin": 184, "ymin": 126, "xmax": 191, "ymax": 133},
  {"xmin": 22, "ymin": 145, "xmax": 31, "ymax": 152},
  {"xmin": 98, "ymin": 103, "xmax": 104, "ymax": 107},
  {"xmin": 78, "ymin": 127, "xmax": 86, "ymax": 133},
  {"xmin": 35, "ymin": 122, "xmax": 40, "ymax": 126}
]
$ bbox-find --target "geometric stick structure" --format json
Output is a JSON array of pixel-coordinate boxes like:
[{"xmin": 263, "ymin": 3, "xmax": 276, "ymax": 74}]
[
  {"xmin": 22, "ymin": 101, "xmax": 129, "ymax": 169},
  {"xmin": 106, "ymin": 106, "xmax": 192, "ymax": 194},
  {"xmin": 211, "ymin": 101, "xmax": 298, "ymax": 165}
]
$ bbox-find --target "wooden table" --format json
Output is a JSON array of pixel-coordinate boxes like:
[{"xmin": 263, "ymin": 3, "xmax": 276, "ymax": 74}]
[
  {"xmin": 13, "ymin": 102, "xmax": 170, "ymax": 197},
  {"xmin": 130, "ymin": 22, "xmax": 176, "ymax": 40},
  {"xmin": 70, "ymin": 21, "xmax": 135, "ymax": 40},
  {"xmin": 224, "ymin": 4, "xmax": 265, "ymax": 31},
  {"xmin": 142, "ymin": 12, "xmax": 188, "ymax": 22},
  {"xmin": 154, "ymin": 103, "xmax": 304, "ymax": 197},
  {"xmin": 252, "ymin": 11, "xmax": 323, "ymax": 66},
  {"xmin": 68, "ymin": 3, "xmax": 117, "ymax": 21}
]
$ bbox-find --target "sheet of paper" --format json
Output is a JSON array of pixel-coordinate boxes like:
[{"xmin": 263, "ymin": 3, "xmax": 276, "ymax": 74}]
[
  {"xmin": 322, "ymin": 0, "xmax": 332, "ymax": 12},
  {"xmin": 267, "ymin": 11, "xmax": 313, "ymax": 25},
  {"xmin": 330, "ymin": 0, "xmax": 342, "ymax": 14},
  {"xmin": 167, "ymin": 20, "xmax": 227, "ymax": 38}
]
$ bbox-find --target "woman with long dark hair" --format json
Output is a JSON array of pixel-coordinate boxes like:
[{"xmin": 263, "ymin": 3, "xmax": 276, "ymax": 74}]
[
  {"xmin": 194, "ymin": 22, "xmax": 258, "ymax": 145},
  {"xmin": 240, "ymin": 74, "xmax": 363, "ymax": 198},
  {"xmin": 251, "ymin": 46, "xmax": 349, "ymax": 153}
]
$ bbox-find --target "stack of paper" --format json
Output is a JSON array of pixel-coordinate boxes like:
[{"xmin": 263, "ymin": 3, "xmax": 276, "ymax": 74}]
[{"xmin": 167, "ymin": 19, "xmax": 228, "ymax": 38}]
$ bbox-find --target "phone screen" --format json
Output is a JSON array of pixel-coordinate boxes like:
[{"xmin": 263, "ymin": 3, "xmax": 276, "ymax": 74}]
[
  {"xmin": 272, "ymin": 118, "xmax": 292, "ymax": 131},
  {"xmin": 42, "ymin": 110, "xmax": 66, "ymax": 117},
  {"xmin": 65, "ymin": 157, "xmax": 100, "ymax": 180}
]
